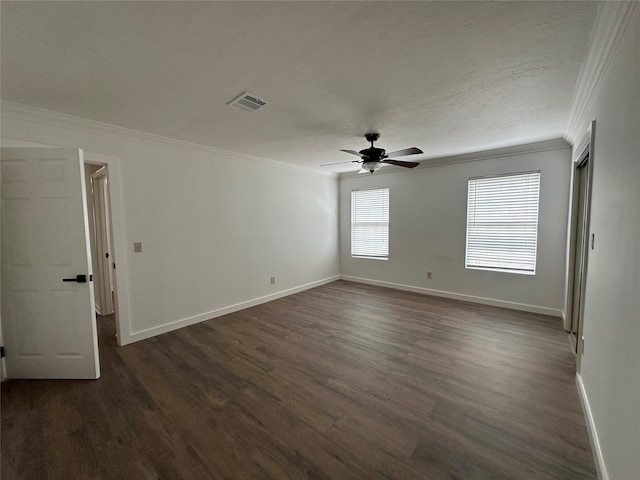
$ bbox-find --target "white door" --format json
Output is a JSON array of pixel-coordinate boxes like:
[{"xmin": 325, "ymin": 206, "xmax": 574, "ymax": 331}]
[{"xmin": 1, "ymin": 147, "xmax": 100, "ymax": 379}]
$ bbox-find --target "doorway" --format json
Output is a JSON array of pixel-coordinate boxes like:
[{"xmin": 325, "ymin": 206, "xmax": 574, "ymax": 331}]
[
  {"xmin": 84, "ymin": 163, "xmax": 116, "ymax": 316},
  {"xmin": 565, "ymin": 122, "xmax": 595, "ymax": 363},
  {"xmin": 569, "ymin": 153, "xmax": 590, "ymax": 352},
  {"xmin": 82, "ymin": 150, "xmax": 131, "ymax": 346}
]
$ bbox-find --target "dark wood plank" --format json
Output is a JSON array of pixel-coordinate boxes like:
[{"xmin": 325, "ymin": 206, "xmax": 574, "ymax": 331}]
[{"xmin": 1, "ymin": 280, "xmax": 596, "ymax": 479}]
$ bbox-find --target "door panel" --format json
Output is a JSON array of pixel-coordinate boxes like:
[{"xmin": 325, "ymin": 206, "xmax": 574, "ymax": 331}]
[{"xmin": 1, "ymin": 147, "xmax": 100, "ymax": 379}]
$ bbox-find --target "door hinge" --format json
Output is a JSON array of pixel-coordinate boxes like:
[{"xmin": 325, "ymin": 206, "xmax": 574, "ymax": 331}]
[{"xmin": 1, "ymin": 346, "xmax": 4, "ymax": 358}]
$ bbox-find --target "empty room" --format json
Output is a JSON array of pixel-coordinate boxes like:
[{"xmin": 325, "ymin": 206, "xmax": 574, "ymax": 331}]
[{"xmin": 1, "ymin": 2, "xmax": 638, "ymax": 479}]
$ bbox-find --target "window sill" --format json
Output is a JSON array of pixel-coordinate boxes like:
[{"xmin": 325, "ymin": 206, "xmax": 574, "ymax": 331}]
[
  {"xmin": 352, "ymin": 255, "xmax": 388, "ymax": 261},
  {"xmin": 465, "ymin": 265, "xmax": 535, "ymax": 275}
]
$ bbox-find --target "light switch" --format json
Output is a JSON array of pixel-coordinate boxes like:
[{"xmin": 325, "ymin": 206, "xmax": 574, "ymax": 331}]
[{"xmin": 134, "ymin": 242, "xmax": 143, "ymax": 253}]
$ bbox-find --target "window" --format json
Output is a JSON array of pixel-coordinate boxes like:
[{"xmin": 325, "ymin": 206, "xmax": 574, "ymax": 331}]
[
  {"xmin": 351, "ymin": 187, "xmax": 389, "ymax": 259},
  {"xmin": 465, "ymin": 171, "xmax": 540, "ymax": 274}
]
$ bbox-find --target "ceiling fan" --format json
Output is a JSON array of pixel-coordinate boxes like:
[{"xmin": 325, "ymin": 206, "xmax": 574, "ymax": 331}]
[{"xmin": 322, "ymin": 133, "xmax": 424, "ymax": 174}]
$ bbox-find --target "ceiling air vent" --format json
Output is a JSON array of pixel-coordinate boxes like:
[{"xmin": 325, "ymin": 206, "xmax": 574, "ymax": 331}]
[{"xmin": 228, "ymin": 92, "xmax": 269, "ymax": 112}]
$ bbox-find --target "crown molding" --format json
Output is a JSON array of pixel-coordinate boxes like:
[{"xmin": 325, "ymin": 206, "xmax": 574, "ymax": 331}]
[
  {"xmin": 338, "ymin": 138, "xmax": 570, "ymax": 179},
  {"xmin": 0, "ymin": 100, "xmax": 337, "ymax": 178},
  {"xmin": 566, "ymin": 1, "xmax": 637, "ymax": 143}
]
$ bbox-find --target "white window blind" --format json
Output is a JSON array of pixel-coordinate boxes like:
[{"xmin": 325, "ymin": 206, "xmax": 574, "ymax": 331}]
[
  {"xmin": 351, "ymin": 187, "xmax": 389, "ymax": 259},
  {"xmin": 466, "ymin": 172, "xmax": 540, "ymax": 274}
]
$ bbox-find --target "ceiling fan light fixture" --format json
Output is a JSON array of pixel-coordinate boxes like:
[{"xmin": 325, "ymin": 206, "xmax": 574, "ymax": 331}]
[{"xmin": 362, "ymin": 161, "xmax": 383, "ymax": 173}]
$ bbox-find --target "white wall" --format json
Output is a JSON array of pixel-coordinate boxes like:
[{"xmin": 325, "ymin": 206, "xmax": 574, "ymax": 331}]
[
  {"xmin": 1, "ymin": 103, "xmax": 340, "ymax": 344},
  {"xmin": 340, "ymin": 143, "xmax": 572, "ymax": 316},
  {"xmin": 568, "ymin": 3, "xmax": 640, "ymax": 479}
]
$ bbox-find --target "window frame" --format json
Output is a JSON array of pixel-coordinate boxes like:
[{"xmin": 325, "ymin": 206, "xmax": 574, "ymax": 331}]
[
  {"xmin": 465, "ymin": 171, "xmax": 541, "ymax": 275},
  {"xmin": 350, "ymin": 187, "xmax": 390, "ymax": 260}
]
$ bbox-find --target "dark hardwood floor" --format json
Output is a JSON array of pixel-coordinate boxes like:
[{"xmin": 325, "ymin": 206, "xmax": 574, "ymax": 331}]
[{"xmin": 2, "ymin": 280, "xmax": 596, "ymax": 479}]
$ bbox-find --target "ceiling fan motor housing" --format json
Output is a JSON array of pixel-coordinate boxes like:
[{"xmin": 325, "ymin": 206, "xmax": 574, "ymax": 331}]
[
  {"xmin": 359, "ymin": 147, "xmax": 386, "ymax": 161},
  {"xmin": 361, "ymin": 133, "xmax": 386, "ymax": 161}
]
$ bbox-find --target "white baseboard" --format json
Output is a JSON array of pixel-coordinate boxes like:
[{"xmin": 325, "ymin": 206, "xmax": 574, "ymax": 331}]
[
  {"xmin": 122, "ymin": 275, "xmax": 341, "ymax": 345},
  {"xmin": 340, "ymin": 276, "xmax": 563, "ymax": 317},
  {"xmin": 576, "ymin": 373, "xmax": 608, "ymax": 480},
  {"xmin": 121, "ymin": 274, "xmax": 562, "ymax": 344}
]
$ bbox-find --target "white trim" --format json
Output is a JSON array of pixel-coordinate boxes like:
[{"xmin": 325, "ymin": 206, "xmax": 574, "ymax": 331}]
[
  {"xmin": 566, "ymin": 2, "xmax": 637, "ymax": 142},
  {"xmin": 339, "ymin": 138, "xmax": 570, "ymax": 179},
  {"xmin": 340, "ymin": 276, "xmax": 563, "ymax": 317},
  {"xmin": 0, "ymin": 138, "xmax": 51, "ymax": 148},
  {"xmin": 576, "ymin": 373, "xmax": 608, "ymax": 480},
  {"xmin": 0, "ymin": 100, "xmax": 336, "ymax": 178},
  {"xmin": 123, "ymin": 275, "xmax": 341, "ymax": 345}
]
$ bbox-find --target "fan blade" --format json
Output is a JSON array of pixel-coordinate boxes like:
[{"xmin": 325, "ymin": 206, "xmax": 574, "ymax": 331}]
[
  {"xmin": 358, "ymin": 168, "xmax": 370, "ymax": 174},
  {"xmin": 320, "ymin": 160, "xmax": 359, "ymax": 166},
  {"xmin": 385, "ymin": 147, "xmax": 423, "ymax": 157},
  {"xmin": 340, "ymin": 149, "xmax": 365, "ymax": 158},
  {"xmin": 382, "ymin": 159, "xmax": 420, "ymax": 168}
]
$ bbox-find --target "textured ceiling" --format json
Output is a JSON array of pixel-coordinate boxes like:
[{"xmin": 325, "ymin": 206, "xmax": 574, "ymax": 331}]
[{"xmin": 1, "ymin": 1, "xmax": 598, "ymax": 172}]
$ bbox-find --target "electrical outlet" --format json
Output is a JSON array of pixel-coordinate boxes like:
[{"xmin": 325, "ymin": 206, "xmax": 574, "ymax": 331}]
[
  {"xmin": 427, "ymin": 271, "xmax": 432, "ymax": 280},
  {"xmin": 134, "ymin": 242, "xmax": 143, "ymax": 253},
  {"xmin": 270, "ymin": 276, "xmax": 276, "ymax": 284}
]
